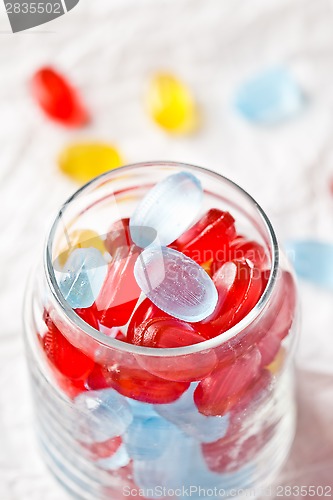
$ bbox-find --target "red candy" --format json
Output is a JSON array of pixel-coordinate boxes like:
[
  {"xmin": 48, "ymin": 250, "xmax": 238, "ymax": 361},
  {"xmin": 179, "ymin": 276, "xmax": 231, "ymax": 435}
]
[
  {"xmin": 75, "ymin": 304, "xmax": 99, "ymax": 329},
  {"xmin": 31, "ymin": 67, "xmax": 89, "ymax": 127},
  {"xmin": 42, "ymin": 313, "xmax": 94, "ymax": 381},
  {"xmin": 95, "ymin": 244, "xmax": 141, "ymax": 328},
  {"xmin": 194, "ymin": 348, "xmax": 262, "ymax": 416},
  {"xmin": 89, "ymin": 360, "xmax": 189, "ymax": 404},
  {"xmin": 105, "ymin": 218, "xmax": 131, "ymax": 257},
  {"xmin": 80, "ymin": 436, "xmax": 122, "ymax": 460},
  {"xmin": 173, "ymin": 209, "xmax": 236, "ymax": 264},
  {"xmin": 196, "ymin": 260, "xmax": 263, "ymax": 338}
]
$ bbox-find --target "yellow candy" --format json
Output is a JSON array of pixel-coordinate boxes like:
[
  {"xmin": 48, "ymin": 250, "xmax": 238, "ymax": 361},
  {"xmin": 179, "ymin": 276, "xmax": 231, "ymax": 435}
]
[
  {"xmin": 57, "ymin": 229, "xmax": 105, "ymax": 267},
  {"xmin": 201, "ymin": 259, "xmax": 213, "ymax": 276},
  {"xmin": 146, "ymin": 73, "xmax": 199, "ymax": 134},
  {"xmin": 267, "ymin": 347, "xmax": 286, "ymax": 375},
  {"xmin": 58, "ymin": 143, "xmax": 123, "ymax": 184}
]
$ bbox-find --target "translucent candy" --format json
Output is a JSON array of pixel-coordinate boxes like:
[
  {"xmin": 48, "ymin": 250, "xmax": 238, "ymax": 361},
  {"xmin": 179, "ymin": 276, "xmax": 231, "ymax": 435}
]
[
  {"xmin": 124, "ymin": 416, "xmax": 173, "ymax": 461},
  {"xmin": 134, "ymin": 246, "xmax": 218, "ymax": 322},
  {"xmin": 130, "ymin": 172, "xmax": 203, "ymax": 248},
  {"xmin": 126, "ymin": 398, "xmax": 159, "ymax": 419},
  {"xmin": 174, "ymin": 209, "xmax": 236, "ymax": 265},
  {"xmin": 58, "ymin": 142, "xmax": 123, "ymax": 184},
  {"xmin": 105, "ymin": 218, "xmax": 131, "ymax": 257},
  {"xmin": 194, "ymin": 348, "xmax": 262, "ymax": 416},
  {"xmin": 31, "ymin": 67, "xmax": 89, "ymax": 127},
  {"xmin": 285, "ymin": 239, "xmax": 333, "ymax": 290},
  {"xmin": 95, "ymin": 244, "xmax": 141, "ymax": 327},
  {"xmin": 42, "ymin": 312, "xmax": 94, "ymax": 382},
  {"xmin": 96, "ymin": 443, "xmax": 130, "ymax": 471},
  {"xmin": 59, "ymin": 248, "xmax": 107, "ymax": 309},
  {"xmin": 57, "ymin": 229, "xmax": 105, "ymax": 267},
  {"xmin": 146, "ymin": 73, "xmax": 199, "ymax": 134},
  {"xmin": 195, "ymin": 259, "xmax": 263, "ymax": 338},
  {"xmin": 234, "ymin": 67, "xmax": 304, "ymax": 124},
  {"xmin": 155, "ymin": 384, "xmax": 230, "ymax": 443},
  {"xmin": 74, "ymin": 388, "xmax": 133, "ymax": 443}
]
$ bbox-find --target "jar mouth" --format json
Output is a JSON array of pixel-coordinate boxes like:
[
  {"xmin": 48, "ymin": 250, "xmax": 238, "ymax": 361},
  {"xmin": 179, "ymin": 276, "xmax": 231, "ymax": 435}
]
[{"xmin": 45, "ymin": 161, "xmax": 279, "ymax": 357}]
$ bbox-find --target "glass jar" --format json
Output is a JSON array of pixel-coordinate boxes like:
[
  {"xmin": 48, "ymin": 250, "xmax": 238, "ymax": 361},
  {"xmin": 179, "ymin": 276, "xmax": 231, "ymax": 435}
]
[{"xmin": 24, "ymin": 162, "xmax": 298, "ymax": 500}]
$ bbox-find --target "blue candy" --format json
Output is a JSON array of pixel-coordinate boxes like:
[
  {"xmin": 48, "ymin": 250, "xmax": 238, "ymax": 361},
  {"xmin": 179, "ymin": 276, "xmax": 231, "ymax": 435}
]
[
  {"xmin": 130, "ymin": 171, "xmax": 203, "ymax": 248},
  {"xmin": 124, "ymin": 416, "xmax": 173, "ymax": 461},
  {"xmin": 59, "ymin": 247, "xmax": 107, "ymax": 308},
  {"xmin": 74, "ymin": 388, "xmax": 133, "ymax": 444},
  {"xmin": 286, "ymin": 239, "xmax": 333, "ymax": 290},
  {"xmin": 126, "ymin": 398, "xmax": 159, "ymax": 419},
  {"xmin": 234, "ymin": 67, "xmax": 304, "ymax": 124},
  {"xmin": 155, "ymin": 384, "xmax": 230, "ymax": 443},
  {"xmin": 134, "ymin": 246, "xmax": 218, "ymax": 322},
  {"xmin": 96, "ymin": 443, "xmax": 130, "ymax": 471}
]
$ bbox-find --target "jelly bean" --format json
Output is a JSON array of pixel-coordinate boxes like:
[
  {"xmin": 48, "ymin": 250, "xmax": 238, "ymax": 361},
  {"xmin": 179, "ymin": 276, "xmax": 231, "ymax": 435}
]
[
  {"xmin": 196, "ymin": 260, "xmax": 263, "ymax": 338},
  {"xmin": 58, "ymin": 247, "xmax": 107, "ymax": 309},
  {"xmin": 146, "ymin": 72, "xmax": 199, "ymax": 134},
  {"xmin": 42, "ymin": 313, "xmax": 94, "ymax": 381},
  {"xmin": 31, "ymin": 67, "xmax": 89, "ymax": 127},
  {"xmin": 234, "ymin": 67, "xmax": 304, "ymax": 124},
  {"xmin": 57, "ymin": 229, "xmax": 105, "ymax": 268},
  {"xmin": 285, "ymin": 239, "xmax": 333, "ymax": 290},
  {"xmin": 127, "ymin": 317, "xmax": 207, "ymax": 348},
  {"xmin": 155, "ymin": 384, "xmax": 230, "ymax": 443},
  {"xmin": 124, "ymin": 416, "xmax": 173, "ymax": 461},
  {"xmin": 105, "ymin": 218, "xmax": 131, "ymax": 257},
  {"xmin": 130, "ymin": 172, "xmax": 203, "ymax": 248},
  {"xmin": 97, "ymin": 443, "xmax": 130, "ymax": 471},
  {"xmin": 174, "ymin": 209, "xmax": 236, "ymax": 265},
  {"xmin": 134, "ymin": 246, "xmax": 218, "ymax": 322},
  {"xmin": 95, "ymin": 244, "xmax": 141, "ymax": 327},
  {"xmin": 74, "ymin": 388, "xmax": 133, "ymax": 444},
  {"xmin": 58, "ymin": 142, "xmax": 123, "ymax": 184},
  {"xmin": 100, "ymin": 360, "xmax": 190, "ymax": 404},
  {"xmin": 194, "ymin": 348, "xmax": 262, "ymax": 416}
]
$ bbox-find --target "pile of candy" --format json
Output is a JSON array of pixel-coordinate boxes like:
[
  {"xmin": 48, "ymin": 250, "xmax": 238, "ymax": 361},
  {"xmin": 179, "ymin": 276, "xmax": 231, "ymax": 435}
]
[{"xmin": 38, "ymin": 171, "xmax": 296, "ymax": 494}]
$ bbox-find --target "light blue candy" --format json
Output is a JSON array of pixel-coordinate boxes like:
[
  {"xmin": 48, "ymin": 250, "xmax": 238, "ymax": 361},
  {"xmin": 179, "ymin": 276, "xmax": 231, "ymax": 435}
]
[
  {"xmin": 96, "ymin": 443, "xmax": 130, "ymax": 471},
  {"xmin": 126, "ymin": 398, "xmax": 159, "ymax": 419},
  {"xmin": 286, "ymin": 239, "xmax": 333, "ymax": 290},
  {"xmin": 74, "ymin": 389, "xmax": 133, "ymax": 444},
  {"xmin": 59, "ymin": 247, "xmax": 107, "ymax": 308},
  {"xmin": 234, "ymin": 67, "xmax": 304, "ymax": 124},
  {"xmin": 132, "ymin": 425, "xmax": 195, "ymax": 496},
  {"xmin": 155, "ymin": 384, "xmax": 230, "ymax": 443},
  {"xmin": 130, "ymin": 171, "xmax": 203, "ymax": 248},
  {"xmin": 134, "ymin": 246, "xmax": 218, "ymax": 322},
  {"xmin": 124, "ymin": 416, "xmax": 173, "ymax": 461}
]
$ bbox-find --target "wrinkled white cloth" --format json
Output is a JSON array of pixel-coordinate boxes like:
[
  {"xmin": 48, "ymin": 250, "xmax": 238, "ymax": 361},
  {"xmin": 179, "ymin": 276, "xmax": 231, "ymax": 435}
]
[{"xmin": 0, "ymin": 0, "xmax": 333, "ymax": 498}]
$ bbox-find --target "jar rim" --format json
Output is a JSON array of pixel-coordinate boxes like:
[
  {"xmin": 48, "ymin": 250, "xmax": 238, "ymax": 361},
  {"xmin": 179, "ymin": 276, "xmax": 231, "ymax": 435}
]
[{"xmin": 45, "ymin": 161, "xmax": 279, "ymax": 357}]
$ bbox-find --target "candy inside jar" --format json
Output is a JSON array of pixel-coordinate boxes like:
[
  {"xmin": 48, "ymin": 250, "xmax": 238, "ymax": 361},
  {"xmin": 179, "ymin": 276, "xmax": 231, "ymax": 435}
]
[{"xmin": 25, "ymin": 163, "xmax": 298, "ymax": 500}]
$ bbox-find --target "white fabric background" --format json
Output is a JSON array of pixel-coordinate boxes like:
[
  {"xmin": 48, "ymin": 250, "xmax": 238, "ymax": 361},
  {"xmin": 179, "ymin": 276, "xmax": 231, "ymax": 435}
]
[{"xmin": 0, "ymin": 0, "xmax": 333, "ymax": 498}]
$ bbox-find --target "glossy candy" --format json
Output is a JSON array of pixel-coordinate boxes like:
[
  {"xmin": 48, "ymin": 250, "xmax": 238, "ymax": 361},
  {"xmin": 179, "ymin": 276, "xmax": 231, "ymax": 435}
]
[
  {"xmin": 146, "ymin": 73, "xmax": 198, "ymax": 134},
  {"xmin": 58, "ymin": 142, "xmax": 123, "ymax": 184},
  {"xmin": 42, "ymin": 314, "xmax": 94, "ymax": 381},
  {"xmin": 174, "ymin": 209, "xmax": 236, "ymax": 265},
  {"xmin": 285, "ymin": 239, "xmax": 333, "ymax": 290},
  {"xmin": 134, "ymin": 246, "xmax": 218, "ymax": 322},
  {"xmin": 124, "ymin": 416, "xmax": 173, "ymax": 461},
  {"xmin": 31, "ymin": 67, "xmax": 89, "ymax": 127},
  {"xmin": 74, "ymin": 388, "xmax": 133, "ymax": 443},
  {"xmin": 196, "ymin": 259, "xmax": 263, "ymax": 338},
  {"xmin": 127, "ymin": 317, "xmax": 207, "ymax": 348},
  {"xmin": 97, "ymin": 443, "xmax": 130, "ymax": 471},
  {"xmin": 59, "ymin": 248, "xmax": 107, "ymax": 309},
  {"xmin": 130, "ymin": 172, "xmax": 203, "ymax": 248},
  {"xmin": 105, "ymin": 218, "xmax": 131, "ymax": 257},
  {"xmin": 57, "ymin": 229, "xmax": 105, "ymax": 267},
  {"xmin": 194, "ymin": 348, "xmax": 262, "ymax": 416},
  {"xmin": 234, "ymin": 67, "xmax": 304, "ymax": 124},
  {"xmin": 95, "ymin": 244, "xmax": 141, "ymax": 327},
  {"xmin": 155, "ymin": 384, "xmax": 230, "ymax": 443}
]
